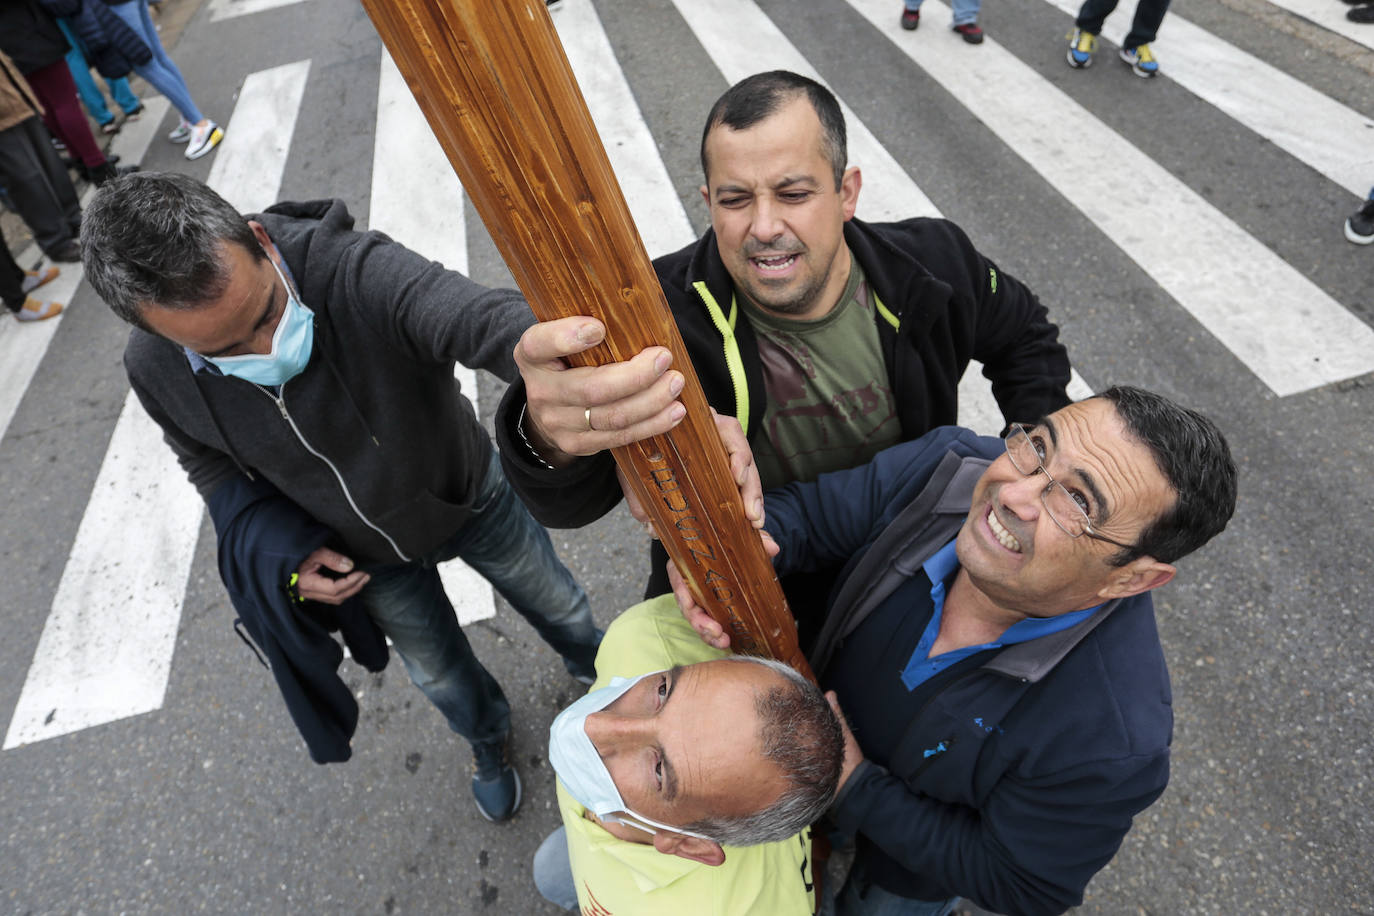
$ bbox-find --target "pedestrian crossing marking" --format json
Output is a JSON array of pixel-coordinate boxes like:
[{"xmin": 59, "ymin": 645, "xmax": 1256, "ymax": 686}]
[
  {"xmin": 1040, "ymin": 0, "xmax": 1374, "ymax": 197},
  {"xmin": 3, "ymin": 398, "xmax": 202, "ymax": 748},
  {"xmin": 556, "ymin": 0, "xmax": 695, "ymax": 257},
  {"xmin": 1262, "ymin": 0, "xmax": 1374, "ymax": 51},
  {"xmin": 206, "ymin": 61, "xmax": 312, "ymax": 214},
  {"xmin": 371, "ymin": 50, "xmax": 495, "ymax": 627},
  {"xmin": 4, "ymin": 0, "xmax": 1374, "ymax": 752},
  {"xmin": 847, "ymin": 0, "xmax": 1374, "ymax": 396},
  {"xmin": 3, "ymin": 62, "xmax": 312, "ymax": 749},
  {"xmin": 207, "ymin": 0, "xmax": 308, "ymax": 22}
]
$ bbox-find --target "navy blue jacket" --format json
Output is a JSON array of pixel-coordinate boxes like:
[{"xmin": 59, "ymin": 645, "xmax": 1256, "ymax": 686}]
[
  {"xmin": 765, "ymin": 428, "xmax": 1172, "ymax": 916},
  {"xmin": 45, "ymin": 0, "xmax": 151, "ymax": 79},
  {"xmin": 209, "ymin": 474, "xmax": 388, "ymax": 764}
]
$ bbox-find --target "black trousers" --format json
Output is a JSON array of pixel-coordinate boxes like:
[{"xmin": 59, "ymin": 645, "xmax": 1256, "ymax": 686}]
[
  {"xmin": 1, "ymin": 227, "xmax": 26, "ymax": 312},
  {"xmin": 0, "ymin": 116, "xmax": 82, "ymax": 257},
  {"xmin": 1076, "ymin": 0, "xmax": 1171, "ymax": 48}
]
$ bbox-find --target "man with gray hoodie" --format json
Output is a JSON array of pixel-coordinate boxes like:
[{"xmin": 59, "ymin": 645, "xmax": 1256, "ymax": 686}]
[{"xmin": 81, "ymin": 172, "xmax": 601, "ymax": 822}]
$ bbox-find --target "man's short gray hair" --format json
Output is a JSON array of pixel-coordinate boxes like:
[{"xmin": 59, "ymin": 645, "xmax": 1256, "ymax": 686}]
[
  {"xmin": 80, "ymin": 171, "xmax": 265, "ymax": 331},
  {"xmin": 682, "ymin": 655, "xmax": 843, "ymax": 846}
]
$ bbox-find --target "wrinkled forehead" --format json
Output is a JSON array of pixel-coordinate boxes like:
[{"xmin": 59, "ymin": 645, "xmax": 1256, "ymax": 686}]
[{"xmin": 1045, "ymin": 400, "xmax": 1175, "ymax": 515}]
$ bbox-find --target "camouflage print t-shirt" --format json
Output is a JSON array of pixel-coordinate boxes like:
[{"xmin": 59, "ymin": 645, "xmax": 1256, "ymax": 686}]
[{"xmin": 741, "ymin": 260, "xmax": 900, "ymax": 490}]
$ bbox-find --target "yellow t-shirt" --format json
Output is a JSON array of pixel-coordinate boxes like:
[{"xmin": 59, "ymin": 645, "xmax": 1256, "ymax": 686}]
[{"xmin": 557, "ymin": 595, "xmax": 816, "ymax": 915}]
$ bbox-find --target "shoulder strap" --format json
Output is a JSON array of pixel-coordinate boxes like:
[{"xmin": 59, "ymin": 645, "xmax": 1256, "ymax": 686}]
[{"xmin": 809, "ymin": 453, "xmax": 990, "ymax": 674}]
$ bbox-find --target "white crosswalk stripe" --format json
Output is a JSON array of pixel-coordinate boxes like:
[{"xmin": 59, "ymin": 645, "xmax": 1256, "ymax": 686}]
[
  {"xmin": 1262, "ymin": 0, "xmax": 1374, "ymax": 50},
  {"xmin": 207, "ymin": 0, "xmax": 307, "ymax": 22},
  {"xmin": 2, "ymin": 0, "xmax": 1371, "ymax": 749},
  {"xmin": 556, "ymin": 0, "xmax": 695, "ymax": 257}
]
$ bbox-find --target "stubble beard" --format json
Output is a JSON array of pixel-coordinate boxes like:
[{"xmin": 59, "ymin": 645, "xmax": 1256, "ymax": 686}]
[{"xmin": 738, "ymin": 251, "xmax": 835, "ymax": 318}]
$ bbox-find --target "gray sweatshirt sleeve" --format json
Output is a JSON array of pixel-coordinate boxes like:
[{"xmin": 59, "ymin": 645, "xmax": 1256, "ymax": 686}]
[{"xmin": 332, "ymin": 229, "xmax": 535, "ymax": 383}]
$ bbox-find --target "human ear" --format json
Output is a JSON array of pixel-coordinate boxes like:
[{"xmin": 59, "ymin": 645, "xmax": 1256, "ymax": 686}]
[
  {"xmin": 247, "ymin": 219, "xmax": 273, "ymax": 250},
  {"xmin": 839, "ymin": 166, "xmax": 862, "ymax": 220},
  {"xmin": 700, "ymin": 183, "xmax": 710, "ymax": 207},
  {"xmin": 653, "ymin": 831, "xmax": 726, "ymax": 867},
  {"xmin": 1098, "ymin": 558, "xmax": 1176, "ymax": 600}
]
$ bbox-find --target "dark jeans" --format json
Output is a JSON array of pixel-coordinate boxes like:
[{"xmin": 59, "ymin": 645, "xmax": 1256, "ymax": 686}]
[
  {"xmin": 0, "ymin": 117, "xmax": 82, "ymax": 257},
  {"xmin": 833, "ymin": 856, "xmax": 957, "ymax": 916},
  {"xmin": 1076, "ymin": 0, "xmax": 1171, "ymax": 48},
  {"xmin": 356, "ymin": 446, "xmax": 600, "ymax": 749}
]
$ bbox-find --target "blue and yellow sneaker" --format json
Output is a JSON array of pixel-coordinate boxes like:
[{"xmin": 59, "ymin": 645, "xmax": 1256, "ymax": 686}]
[
  {"xmin": 1066, "ymin": 28, "xmax": 1097, "ymax": 69},
  {"xmin": 1120, "ymin": 43, "xmax": 1160, "ymax": 78}
]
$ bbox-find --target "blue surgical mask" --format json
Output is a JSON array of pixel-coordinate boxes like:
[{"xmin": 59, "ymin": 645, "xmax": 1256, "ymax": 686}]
[
  {"xmin": 207, "ymin": 257, "xmax": 314, "ymax": 386},
  {"xmin": 549, "ymin": 672, "xmax": 715, "ymax": 842}
]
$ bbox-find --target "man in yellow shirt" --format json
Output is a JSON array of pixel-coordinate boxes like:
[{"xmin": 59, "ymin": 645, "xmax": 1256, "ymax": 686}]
[{"xmin": 535, "ymin": 595, "xmax": 841, "ymax": 914}]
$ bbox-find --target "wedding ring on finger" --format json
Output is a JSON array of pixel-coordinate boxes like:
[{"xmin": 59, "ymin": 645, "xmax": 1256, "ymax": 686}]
[{"xmin": 585, "ymin": 407, "xmax": 594, "ymax": 432}]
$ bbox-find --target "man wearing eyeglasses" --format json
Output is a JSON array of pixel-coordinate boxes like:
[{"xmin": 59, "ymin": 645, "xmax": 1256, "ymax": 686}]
[{"xmin": 675, "ymin": 386, "xmax": 1238, "ymax": 916}]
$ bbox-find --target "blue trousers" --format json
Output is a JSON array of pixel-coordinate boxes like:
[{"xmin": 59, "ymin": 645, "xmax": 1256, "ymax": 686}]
[
  {"xmin": 904, "ymin": 0, "xmax": 981, "ymax": 26},
  {"xmin": 831, "ymin": 855, "xmax": 957, "ymax": 916},
  {"xmin": 57, "ymin": 20, "xmax": 140, "ymax": 125},
  {"xmin": 357, "ymin": 446, "xmax": 600, "ymax": 749},
  {"xmin": 106, "ymin": 0, "xmax": 204, "ymax": 124},
  {"xmin": 533, "ymin": 826, "xmax": 579, "ymax": 910}
]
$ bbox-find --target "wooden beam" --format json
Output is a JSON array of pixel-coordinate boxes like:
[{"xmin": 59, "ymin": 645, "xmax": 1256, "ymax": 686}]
[{"xmin": 360, "ymin": 0, "xmax": 812, "ymax": 680}]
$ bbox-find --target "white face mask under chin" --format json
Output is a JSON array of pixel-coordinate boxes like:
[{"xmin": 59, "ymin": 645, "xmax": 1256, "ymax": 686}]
[{"xmin": 548, "ymin": 672, "xmax": 716, "ymax": 843}]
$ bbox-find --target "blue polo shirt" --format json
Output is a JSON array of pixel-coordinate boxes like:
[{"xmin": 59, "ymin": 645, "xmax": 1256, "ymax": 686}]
[
  {"xmin": 821, "ymin": 538, "xmax": 1099, "ymax": 772},
  {"xmin": 901, "ymin": 540, "xmax": 1099, "ymax": 690}
]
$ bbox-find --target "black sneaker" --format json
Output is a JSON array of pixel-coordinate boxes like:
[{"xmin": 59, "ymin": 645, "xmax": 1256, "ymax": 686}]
[
  {"xmin": 900, "ymin": 7, "xmax": 919, "ymax": 29},
  {"xmin": 48, "ymin": 240, "xmax": 82, "ymax": 263},
  {"xmin": 471, "ymin": 740, "xmax": 522, "ymax": 822},
  {"xmin": 1349, "ymin": 3, "xmax": 1374, "ymax": 20},
  {"xmin": 87, "ymin": 162, "xmax": 140, "ymax": 186},
  {"xmin": 1345, "ymin": 195, "xmax": 1374, "ymax": 245}
]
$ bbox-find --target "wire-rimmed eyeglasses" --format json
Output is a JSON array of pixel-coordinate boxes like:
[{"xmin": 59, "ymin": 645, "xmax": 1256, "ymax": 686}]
[{"xmin": 1004, "ymin": 424, "xmax": 1137, "ymax": 551}]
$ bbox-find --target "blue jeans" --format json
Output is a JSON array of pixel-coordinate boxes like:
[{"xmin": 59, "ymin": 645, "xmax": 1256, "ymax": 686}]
[
  {"xmin": 106, "ymin": 0, "xmax": 204, "ymax": 124},
  {"xmin": 533, "ymin": 826, "xmax": 579, "ymax": 910},
  {"xmin": 905, "ymin": 0, "xmax": 981, "ymax": 26},
  {"xmin": 57, "ymin": 20, "xmax": 140, "ymax": 125},
  {"xmin": 834, "ymin": 857, "xmax": 957, "ymax": 916},
  {"xmin": 357, "ymin": 446, "xmax": 600, "ymax": 749}
]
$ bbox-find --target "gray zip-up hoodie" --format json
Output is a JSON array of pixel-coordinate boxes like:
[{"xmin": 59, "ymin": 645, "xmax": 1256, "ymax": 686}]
[{"xmin": 125, "ymin": 198, "xmax": 534, "ymax": 565}]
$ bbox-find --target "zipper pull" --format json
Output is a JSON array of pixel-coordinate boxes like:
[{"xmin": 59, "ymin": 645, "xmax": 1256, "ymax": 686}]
[{"xmin": 274, "ymin": 396, "xmax": 289, "ymax": 419}]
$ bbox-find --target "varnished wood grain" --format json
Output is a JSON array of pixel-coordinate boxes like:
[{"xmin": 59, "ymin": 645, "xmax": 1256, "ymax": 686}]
[{"xmin": 361, "ymin": 0, "xmax": 813, "ymax": 680}]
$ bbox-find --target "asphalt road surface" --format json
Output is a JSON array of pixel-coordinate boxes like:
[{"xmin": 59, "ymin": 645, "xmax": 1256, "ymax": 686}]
[{"xmin": 1, "ymin": 0, "xmax": 1371, "ymax": 913}]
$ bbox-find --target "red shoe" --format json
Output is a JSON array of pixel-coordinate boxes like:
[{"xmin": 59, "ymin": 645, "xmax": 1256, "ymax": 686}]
[
  {"xmin": 901, "ymin": 7, "xmax": 920, "ymax": 29},
  {"xmin": 953, "ymin": 21, "xmax": 984, "ymax": 43}
]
